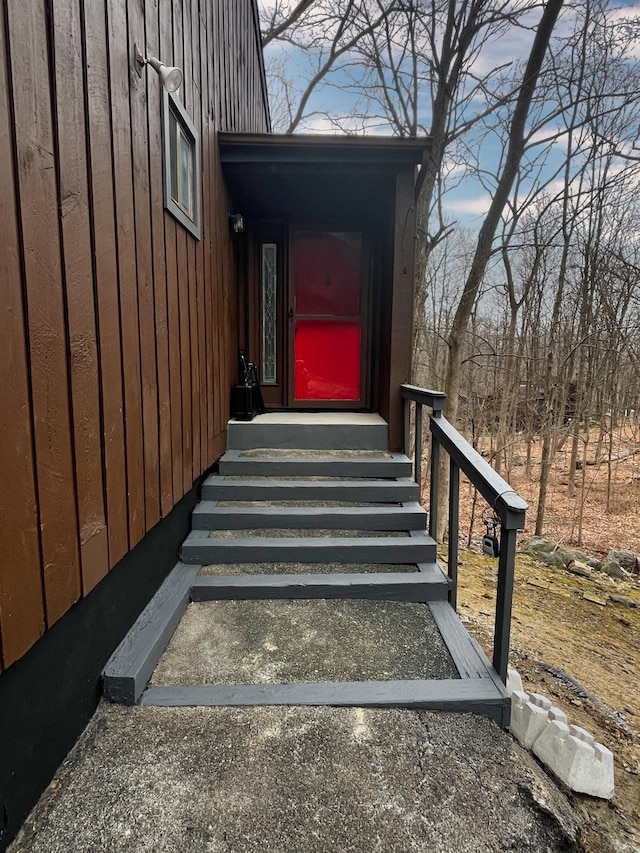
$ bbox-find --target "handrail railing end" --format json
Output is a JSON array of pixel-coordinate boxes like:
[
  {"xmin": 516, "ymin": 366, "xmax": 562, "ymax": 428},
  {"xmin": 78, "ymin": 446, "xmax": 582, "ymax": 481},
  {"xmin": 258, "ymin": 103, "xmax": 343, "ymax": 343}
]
[{"xmin": 400, "ymin": 383, "xmax": 447, "ymax": 413}]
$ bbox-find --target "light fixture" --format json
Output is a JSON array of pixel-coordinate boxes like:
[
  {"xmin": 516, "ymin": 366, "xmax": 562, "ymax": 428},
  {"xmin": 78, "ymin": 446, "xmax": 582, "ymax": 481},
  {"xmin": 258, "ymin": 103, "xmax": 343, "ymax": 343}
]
[
  {"xmin": 134, "ymin": 44, "xmax": 183, "ymax": 93},
  {"xmin": 229, "ymin": 213, "xmax": 245, "ymax": 233}
]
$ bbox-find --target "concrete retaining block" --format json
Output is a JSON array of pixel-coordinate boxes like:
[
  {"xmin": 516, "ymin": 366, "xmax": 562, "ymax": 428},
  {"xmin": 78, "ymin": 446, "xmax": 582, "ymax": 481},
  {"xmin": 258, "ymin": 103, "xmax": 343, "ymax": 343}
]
[
  {"xmin": 506, "ymin": 667, "xmax": 523, "ymax": 695},
  {"xmin": 509, "ymin": 691, "xmax": 567, "ymax": 750},
  {"xmin": 533, "ymin": 722, "xmax": 614, "ymax": 799}
]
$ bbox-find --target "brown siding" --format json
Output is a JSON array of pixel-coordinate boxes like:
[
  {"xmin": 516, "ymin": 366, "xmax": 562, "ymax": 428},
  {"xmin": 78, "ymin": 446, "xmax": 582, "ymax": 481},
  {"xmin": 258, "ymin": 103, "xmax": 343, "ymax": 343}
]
[{"xmin": 0, "ymin": 0, "xmax": 269, "ymax": 669}]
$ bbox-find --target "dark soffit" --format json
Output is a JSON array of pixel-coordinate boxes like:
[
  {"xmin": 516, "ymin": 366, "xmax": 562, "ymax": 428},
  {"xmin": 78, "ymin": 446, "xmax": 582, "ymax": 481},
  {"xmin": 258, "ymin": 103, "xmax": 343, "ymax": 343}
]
[{"xmin": 218, "ymin": 132, "xmax": 430, "ymax": 167}]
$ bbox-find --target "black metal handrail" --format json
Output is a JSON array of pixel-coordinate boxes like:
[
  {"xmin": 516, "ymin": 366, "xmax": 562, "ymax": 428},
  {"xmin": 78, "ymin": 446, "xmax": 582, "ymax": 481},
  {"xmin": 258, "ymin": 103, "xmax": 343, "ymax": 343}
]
[{"xmin": 400, "ymin": 383, "xmax": 528, "ymax": 683}]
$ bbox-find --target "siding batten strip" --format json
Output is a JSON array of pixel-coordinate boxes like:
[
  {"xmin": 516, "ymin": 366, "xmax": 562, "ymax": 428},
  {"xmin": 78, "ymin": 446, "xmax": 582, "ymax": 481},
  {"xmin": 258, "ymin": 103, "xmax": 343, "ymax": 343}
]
[
  {"xmin": 145, "ymin": 0, "xmax": 173, "ymax": 518},
  {"xmin": 0, "ymin": 3, "xmax": 46, "ymax": 665},
  {"xmin": 128, "ymin": 0, "xmax": 161, "ymax": 531},
  {"xmin": 52, "ymin": 0, "xmax": 110, "ymax": 595},
  {"xmin": 107, "ymin": 0, "xmax": 145, "ymax": 546},
  {"xmin": 7, "ymin": 0, "xmax": 82, "ymax": 625},
  {"xmin": 83, "ymin": 0, "xmax": 129, "ymax": 566}
]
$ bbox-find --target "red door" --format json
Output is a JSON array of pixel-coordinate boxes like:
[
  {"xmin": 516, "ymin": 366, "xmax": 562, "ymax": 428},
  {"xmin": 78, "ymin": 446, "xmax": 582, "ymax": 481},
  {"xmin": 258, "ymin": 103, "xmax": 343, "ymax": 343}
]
[{"xmin": 290, "ymin": 230, "xmax": 367, "ymax": 405}]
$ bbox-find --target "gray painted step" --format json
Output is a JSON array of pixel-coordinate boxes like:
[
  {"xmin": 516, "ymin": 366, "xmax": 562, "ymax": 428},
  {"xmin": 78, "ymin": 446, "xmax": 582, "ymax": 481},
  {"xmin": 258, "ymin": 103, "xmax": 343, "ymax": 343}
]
[
  {"xmin": 141, "ymin": 680, "xmax": 509, "ymax": 725},
  {"xmin": 102, "ymin": 562, "xmax": 200, "ymax": 705},
  {"xmin": 190, "ymin": 567, "xmax": 447, "ymax": 601},
  {"xmin": 191, "ymin": 502, "xmax": 426, "ymax": 530},
  {"xmin": 198, "ymin": 561, "xmax": 421, "ymax": 576},
  {"xmin": 202, "ymin": 476, "xmax": 420, "ymax": 503},
  {"xmin": 227, "ymin": 415, "xmax": 388, "ymax": 451},
  {"xmin": 181, "ymin": 530, "xmax": 437, "ymax": 564},
  {"xmin": 219, "ymin": 450, "xmax": 412, "ymax": 479}
]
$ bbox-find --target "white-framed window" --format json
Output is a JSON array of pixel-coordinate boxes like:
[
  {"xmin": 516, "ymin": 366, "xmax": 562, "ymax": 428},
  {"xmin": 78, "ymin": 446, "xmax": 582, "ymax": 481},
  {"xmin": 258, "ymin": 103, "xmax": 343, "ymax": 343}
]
[{"xmin": 162, "ymin": 90, "xmax": 201, "ymax": 239}]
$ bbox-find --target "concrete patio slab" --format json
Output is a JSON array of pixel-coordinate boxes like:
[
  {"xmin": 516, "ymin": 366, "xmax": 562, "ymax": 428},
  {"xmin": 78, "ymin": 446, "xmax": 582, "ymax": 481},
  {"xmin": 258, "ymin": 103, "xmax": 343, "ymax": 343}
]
[{"xmin": 9, "ymin": 704, "xmax": 580, "ymax": 853}]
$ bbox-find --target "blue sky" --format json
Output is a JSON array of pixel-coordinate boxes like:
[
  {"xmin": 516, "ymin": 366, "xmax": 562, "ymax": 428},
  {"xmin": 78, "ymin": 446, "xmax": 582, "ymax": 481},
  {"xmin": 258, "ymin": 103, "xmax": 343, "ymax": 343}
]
[{"xmin": 260, "ymin": 1, "xmax": 640, "ymax": 230}]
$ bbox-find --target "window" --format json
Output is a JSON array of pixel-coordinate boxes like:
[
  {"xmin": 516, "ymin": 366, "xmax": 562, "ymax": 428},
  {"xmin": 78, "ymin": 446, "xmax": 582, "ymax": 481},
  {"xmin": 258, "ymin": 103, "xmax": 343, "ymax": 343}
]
[
  {"xmin": 163, "ymin": 90, "xmax": 200, "ymax": 239},
  {"xmin": 261, "ymin": 244, "xmax": 277, "ymax": 384}
]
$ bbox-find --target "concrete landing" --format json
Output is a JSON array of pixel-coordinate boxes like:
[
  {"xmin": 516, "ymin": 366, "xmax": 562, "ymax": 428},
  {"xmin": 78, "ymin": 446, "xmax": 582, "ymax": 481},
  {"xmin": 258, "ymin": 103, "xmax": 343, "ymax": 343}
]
[
  {"xmin": 9, "ymin": 704, "xmax": 580, "ymax": 853},
  {"xmin": 227, "ymin": 413, "xmax": 388, "ymax": 451},
  {"xmin": 150, "ymin": 599, "xmax": 458, "ymax": 686},
  {"xmin": 206, "ymin": 528, "xmax": 410, "ymax": 538}
]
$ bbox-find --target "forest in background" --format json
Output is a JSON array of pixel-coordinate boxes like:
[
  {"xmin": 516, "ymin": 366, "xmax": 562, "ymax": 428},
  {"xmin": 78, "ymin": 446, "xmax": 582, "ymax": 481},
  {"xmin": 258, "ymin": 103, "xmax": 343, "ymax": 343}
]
[{"xmin": 260, "ymin": 0, "xmax": 640, "ymax": 548}]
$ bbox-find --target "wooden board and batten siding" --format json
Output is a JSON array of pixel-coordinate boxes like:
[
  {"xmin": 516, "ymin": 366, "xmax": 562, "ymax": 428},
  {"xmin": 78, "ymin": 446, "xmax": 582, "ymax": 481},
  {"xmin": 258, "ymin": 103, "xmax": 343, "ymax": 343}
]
[{"xmin": 0, "ymin": 0, "xmax": 269, "ymax": 669}]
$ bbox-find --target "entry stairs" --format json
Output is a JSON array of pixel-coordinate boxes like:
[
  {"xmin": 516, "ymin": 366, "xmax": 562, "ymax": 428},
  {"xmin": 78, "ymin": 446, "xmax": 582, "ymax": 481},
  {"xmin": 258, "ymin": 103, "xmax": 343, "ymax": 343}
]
[{"xmin": 103, "ymin": 413, "xmax": 510, "ymax": 725}]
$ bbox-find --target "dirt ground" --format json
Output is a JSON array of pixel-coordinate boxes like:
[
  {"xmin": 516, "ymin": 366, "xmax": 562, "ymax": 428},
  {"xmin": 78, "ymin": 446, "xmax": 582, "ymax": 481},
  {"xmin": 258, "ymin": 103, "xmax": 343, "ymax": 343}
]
[
  {"xmin": 470, "ymin": 424, "xmax": 640, "ymax": 558},
  {"xmin": 442, "ymin": 426, "xmax": 640, "ymax": 852}
]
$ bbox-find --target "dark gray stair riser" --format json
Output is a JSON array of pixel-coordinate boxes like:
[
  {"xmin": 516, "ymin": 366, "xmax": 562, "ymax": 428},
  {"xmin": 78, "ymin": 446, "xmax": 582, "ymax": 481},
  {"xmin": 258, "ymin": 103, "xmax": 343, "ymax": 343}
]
[
  {"xmin": 218, "ymin": 456, "xmax": 412, "ymax": 479},
  {"xmin": 191, "ymin": 503, "xmax": 426, "ymax": 531},
  {"xmin": 190, "ymin": 570, "xmax": 448, "ymax": 602},
  {"xmin": 140, "ymin": 680, "xmax": 509, "ymax": 725},
  {"xmin": 181, "ymin": 533, "xmax": 437, "ymax": 565},
  {"xmin": 201, "ymin": 478, "xmax": 420, "ymax": 503},
  {"xmin": 227, "ymin": 421, "xmax": 388, "ymax": 451}
]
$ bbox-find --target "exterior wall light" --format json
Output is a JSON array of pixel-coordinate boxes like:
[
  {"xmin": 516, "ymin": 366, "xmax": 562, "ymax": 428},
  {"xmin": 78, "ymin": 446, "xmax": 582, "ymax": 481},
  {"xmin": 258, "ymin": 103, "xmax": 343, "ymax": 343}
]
[
  {"xmin": 134, "ymin": 44, "xmax": 183, "ymax": 93},
  {"xmin": 229, "ymin": 213, "xmax": 245, "ymax": 233}
]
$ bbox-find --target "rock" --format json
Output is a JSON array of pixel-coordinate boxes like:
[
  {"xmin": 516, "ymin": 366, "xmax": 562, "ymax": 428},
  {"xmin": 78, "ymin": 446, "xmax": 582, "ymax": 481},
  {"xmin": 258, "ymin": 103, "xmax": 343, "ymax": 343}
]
[
  {"xmin": 521, "ymin": 538, "xmax": 572, "ymax": 568},
  {"xmin": 609, "ymin": 594, "xmax": 638, "ymax": 608},
  {"xmin": 601, "ymin": 559, "xmax": 625, "ymax": 580},
  {"xmin": 567, "ymin": 560, "xmax": 592, "ymax": 578},
  {"xmin": 607, "ymin": 549, "xmax": 638, "ymax": 573},
  {"xmin": 521, "ymin": 536, "xmax": 556, "ymax": 555}
]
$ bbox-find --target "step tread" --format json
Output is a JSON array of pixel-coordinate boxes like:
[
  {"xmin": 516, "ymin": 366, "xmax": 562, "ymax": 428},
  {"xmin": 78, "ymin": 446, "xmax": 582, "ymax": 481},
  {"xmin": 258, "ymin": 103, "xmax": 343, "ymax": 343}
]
[
  {"xmin": 218, "ymin": 451, "xmax": 412, "ymax": 479},
  {"xmin": 192, "ymin": 567, "xmax": 445, "ymax": 587},
  {"xmin": 192, "ymin": 503, "xmax": 426, "ymax": 531},
  {"xmin": 199, "ymin": 561, "xmax": 421, "ymax": 576},
  {"xmin": 237, "ymin": 448, "xmax": 393, "ymax": 459},
  {"xmin": 204, "ymin": 476, "xmax": 418, "ymax": 488},
  {"xmin": 194, "ymin": 502, "xmax": 423, "ymax": 515},
  {"xmin": 181, "ymin": 531, "xmax": 437, "ymax": 565},
  {"xmin": 184, "ymin": 530, "xmax": 435, "ymax": 547},
  {"xmin": 222, "ymin": 450, "xmax": 408, "ymax": 463},
  {"xmin": 202, "ymin": 477, "xmax": 420, "ymax": 503},
  {"xmin": 141, "ymin": 679, "xmax": 508, "ymax": 718}
]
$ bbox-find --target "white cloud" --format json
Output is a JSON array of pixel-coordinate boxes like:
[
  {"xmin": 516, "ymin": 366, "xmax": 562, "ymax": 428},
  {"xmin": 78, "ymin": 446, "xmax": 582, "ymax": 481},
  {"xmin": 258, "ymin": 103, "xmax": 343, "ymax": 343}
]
[{"xmin": 445, "ymin": 195, "xmax": 492, "ymax": 217}]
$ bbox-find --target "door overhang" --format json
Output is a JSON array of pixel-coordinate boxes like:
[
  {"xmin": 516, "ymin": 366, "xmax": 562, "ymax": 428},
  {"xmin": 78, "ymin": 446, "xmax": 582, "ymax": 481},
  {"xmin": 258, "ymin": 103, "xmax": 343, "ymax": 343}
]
[{"xmin": 218, "ymin": 132, "xmax": 430, "ymax": 450}]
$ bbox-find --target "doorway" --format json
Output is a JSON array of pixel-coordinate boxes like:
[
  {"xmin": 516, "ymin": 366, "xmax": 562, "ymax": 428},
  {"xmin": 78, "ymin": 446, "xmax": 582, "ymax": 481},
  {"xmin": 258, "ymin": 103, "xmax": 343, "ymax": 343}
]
[{"xmin": 288, "ymin": 229, "xmax": 369, "ymax": 408}]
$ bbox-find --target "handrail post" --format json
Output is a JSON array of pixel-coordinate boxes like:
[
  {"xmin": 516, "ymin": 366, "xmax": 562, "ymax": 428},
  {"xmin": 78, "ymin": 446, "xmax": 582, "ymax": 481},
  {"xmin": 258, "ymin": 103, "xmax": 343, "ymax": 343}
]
[
  {"xmin": 448, "ymin": 459, "xmax": 459, "ymax": 610},
  {"xmin": 493, "ymin": 526, "xmax": 517, "ymax": 683},
  {"xmin": 403, "ymin": 396, "xmax": 411, "ymax": 458},
  {"xmin": 429, "ymin": 424, "xmax": 439, "ymax": 540},
  {"xmin": 414, "ymin": 403, "xmax": 423, "ymax": 488}
]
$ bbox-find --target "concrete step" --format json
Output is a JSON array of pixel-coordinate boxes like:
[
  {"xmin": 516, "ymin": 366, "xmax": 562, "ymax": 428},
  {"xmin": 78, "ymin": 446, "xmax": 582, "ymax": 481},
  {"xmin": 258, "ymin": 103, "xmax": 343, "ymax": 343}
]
[
  {"xmin": 148, "ymin": 599, "xmax": 459, "ymax": 687},
  {"xmin": 227, "ymin": 413, "xmax": 388, "ymax": 451},
  {"xmin": 198, "ymin": 561, "xmax": 422, "ymax": 576},
  {"xmin": 219, "ymin": 450, "xmax": 412, "ymax": 478},
  {"xmin": 181, "ymin": 530, "xmax": 437, "ymax": 565},
  {"xmin": 202, "ymin": 476, "xmax": 420, "ymax": 503},
  {"xmin": 192, "ymin": 502, "xmax": 426, "ymax": 531}
]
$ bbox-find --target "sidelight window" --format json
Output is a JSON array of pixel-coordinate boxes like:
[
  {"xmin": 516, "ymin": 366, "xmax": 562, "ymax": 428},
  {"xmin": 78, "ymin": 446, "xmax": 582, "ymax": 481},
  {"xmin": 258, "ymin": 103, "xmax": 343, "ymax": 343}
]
[{"xmin": 261, "ymin": 244, "xmax": 277, "ymax": 384}]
